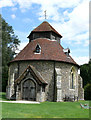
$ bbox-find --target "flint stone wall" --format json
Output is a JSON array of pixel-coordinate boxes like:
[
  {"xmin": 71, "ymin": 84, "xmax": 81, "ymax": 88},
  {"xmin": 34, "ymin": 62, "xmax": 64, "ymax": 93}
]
[{"xmin": 7, "ymin": 60, "xmax": 83, "ymax": 101}]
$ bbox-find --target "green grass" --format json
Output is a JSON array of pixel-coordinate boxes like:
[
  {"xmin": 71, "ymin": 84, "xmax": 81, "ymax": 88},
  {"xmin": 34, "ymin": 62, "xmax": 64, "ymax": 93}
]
[
  {"xmin": 0, "ymin": 93, "xmax": 90, "ymax": 118},
  {"xmin": 0, "ymin": 92, "xmax": 7, "ymax": 101},
  {"xmin": 0, "ymin": 92, "xmax": 15, "ymax": 101}
]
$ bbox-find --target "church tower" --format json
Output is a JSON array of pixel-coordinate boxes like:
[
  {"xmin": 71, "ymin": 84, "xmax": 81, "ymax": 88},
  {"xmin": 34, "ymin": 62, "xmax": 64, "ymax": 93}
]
[{"xmin": 27, "ymin": 21, "xmax": 62, "ymax": 44}]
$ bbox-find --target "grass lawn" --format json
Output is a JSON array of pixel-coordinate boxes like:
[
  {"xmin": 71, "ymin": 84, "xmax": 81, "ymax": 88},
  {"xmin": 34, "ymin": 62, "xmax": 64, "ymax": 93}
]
[{"xmin": 0, "ymin": 92, "xmax": 90, "ymax": 118}]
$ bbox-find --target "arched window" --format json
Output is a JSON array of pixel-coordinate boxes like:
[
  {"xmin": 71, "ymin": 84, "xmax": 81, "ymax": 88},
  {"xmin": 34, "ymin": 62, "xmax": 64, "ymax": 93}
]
[
  {"xmin": 14, "ymin": 68, "xmax": 18, "ymax": 80},
  {"xmin": 70, "ymin": 67, "xmax": 75, "ymax": 89},
  {"xmin": 34, "ymin": 44, "xmax": 41, "ymax": 54}
]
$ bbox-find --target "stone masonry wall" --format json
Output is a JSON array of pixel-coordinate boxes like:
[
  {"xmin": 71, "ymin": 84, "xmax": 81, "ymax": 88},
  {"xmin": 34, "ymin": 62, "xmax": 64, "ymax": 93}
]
[
  {"xmin": 55, "ymin": 62, "xmax": 79, "ymax": 100},
  {"xmin": 7, "ymin": 60, "xmax": 83, "ymax": 101},
  {"xmin": 8, "ymin": 61, "xmax": 54, "ymax": 101},
  {"xmin": 78, "ymin": 75, "xmax": 84, "ymax": 100},
  {"xmin": 6, "ymin": 62, "xmax": 18, "ymax": 99}
]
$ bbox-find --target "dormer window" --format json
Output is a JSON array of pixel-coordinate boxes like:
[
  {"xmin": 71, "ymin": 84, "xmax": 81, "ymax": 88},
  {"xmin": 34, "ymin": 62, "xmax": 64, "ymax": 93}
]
[
  {"xmin": 63, "ymin": 48, "xmax": 70, "ymax": 57},
  {"xmin": 34, "ymin": 44, "xmax": 41, "ymax": 54}
]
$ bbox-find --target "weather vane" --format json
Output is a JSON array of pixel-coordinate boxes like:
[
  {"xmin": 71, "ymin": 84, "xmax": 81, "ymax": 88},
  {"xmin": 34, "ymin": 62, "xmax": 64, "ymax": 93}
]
[{"xmin": 44, "ymin": 10, "xmax": 47, "ymax": 19}]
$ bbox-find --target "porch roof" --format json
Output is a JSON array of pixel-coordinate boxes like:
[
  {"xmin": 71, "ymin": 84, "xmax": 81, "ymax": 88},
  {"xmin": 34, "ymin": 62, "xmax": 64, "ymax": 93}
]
[{"xmin": 15, "ymin": 65, "xmax": 48, "ymax": 85}]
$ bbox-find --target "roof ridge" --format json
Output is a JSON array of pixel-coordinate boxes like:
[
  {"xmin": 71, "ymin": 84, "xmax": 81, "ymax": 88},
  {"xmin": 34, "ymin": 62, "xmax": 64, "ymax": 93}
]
[
  {"xmin": 31, "ymin": 21, "xmax": 62, "ymax": 37},
  {"xmin": 47, "ymin": 22, "xmax": 61, "ymax": 35}
]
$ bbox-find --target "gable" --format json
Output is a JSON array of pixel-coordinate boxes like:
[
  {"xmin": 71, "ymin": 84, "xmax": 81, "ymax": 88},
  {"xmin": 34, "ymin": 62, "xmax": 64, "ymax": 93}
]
[{"xmin": 15, "ymin": 65, "xmax": 48, "ymax": 85}]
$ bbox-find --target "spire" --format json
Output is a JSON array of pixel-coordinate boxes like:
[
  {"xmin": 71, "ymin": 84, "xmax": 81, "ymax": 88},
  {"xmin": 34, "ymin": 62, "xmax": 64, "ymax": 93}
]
[{"xmin": 44, "ymin": 10, "xmax": 47, "ymax": 20}]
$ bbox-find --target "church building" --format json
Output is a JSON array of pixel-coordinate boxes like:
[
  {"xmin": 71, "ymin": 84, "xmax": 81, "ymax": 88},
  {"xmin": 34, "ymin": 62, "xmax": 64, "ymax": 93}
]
[{"xmin": 6, "ymin": 21, "xmax": 84, "ymax": 102}]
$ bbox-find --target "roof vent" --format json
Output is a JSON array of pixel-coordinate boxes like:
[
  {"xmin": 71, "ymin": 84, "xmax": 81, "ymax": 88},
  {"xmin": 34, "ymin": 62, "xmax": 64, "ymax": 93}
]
[{"xmin": 63, "ymin": 48, "xmax": 70, "ymax": 56}]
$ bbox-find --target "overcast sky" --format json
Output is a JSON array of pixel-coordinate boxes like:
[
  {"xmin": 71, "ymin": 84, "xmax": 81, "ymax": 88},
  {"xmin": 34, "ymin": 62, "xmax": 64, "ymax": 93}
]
[{"xmin": 0, "ymin": 0, "xmax": 90, "ymax": 65}]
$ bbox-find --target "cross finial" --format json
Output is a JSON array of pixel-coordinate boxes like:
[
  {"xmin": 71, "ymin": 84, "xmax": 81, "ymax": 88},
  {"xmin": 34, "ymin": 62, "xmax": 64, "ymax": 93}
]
[{"xmin": 44, "ymin": 10, "xmax": 47, "ymax": 19}]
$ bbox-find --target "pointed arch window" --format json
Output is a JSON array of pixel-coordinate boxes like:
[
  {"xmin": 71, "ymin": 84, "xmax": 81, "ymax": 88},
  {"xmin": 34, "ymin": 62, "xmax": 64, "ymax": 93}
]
[
  {"xmin": 70, "ymin": 67, "xmax": 75, "ymax": 89},
  {"xmin": 14, "ymin": 68, "xmax": 18, "ymax": 80},
  {"xmin": 34, "ymin": 44, "xmax": 41, "ymax": 54},
  {"xmin": 71, "ymin": 73, "xmax": 74, "ymax": 89}
]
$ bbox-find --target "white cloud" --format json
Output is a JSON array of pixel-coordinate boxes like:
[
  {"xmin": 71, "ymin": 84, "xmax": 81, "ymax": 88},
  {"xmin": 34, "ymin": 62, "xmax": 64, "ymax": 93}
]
[
  {"xmin": 0, "ymin": 0, "xmax": 14, "ymax": 8},
  {"xmin": 12, "ymin": 0, "xmax": 80, "ymax": 11},
  {"xmin": 1, "ymin": 0, "xmax": 89, "ymax": 24},
  {"xmin": 1, "ymin": 0, "xmax": 87, "ymax": 15},
  {"xmin": 50, "ymin": 0, "xmax": 89, "ymax": 46},
  {"xmin": 13, "ymin": 0, "xmax": 32, "ymax": 12},
  {"xmin": 11, "ymin": 14, "xmax": 16, "ymax": 19},
  {"xmin": 84, "ymin": 40, "xmax": 89, "ymax": 47},
  {"xmin": 16, "ymin": 42, "xmax": 28, "ymax": 53},
  {"xmin": 72, "ymin": 56, "xmax": 89, "ymax": 65},
  {"xmin": 68, "ymin": 0, "xmax": 89, "ymax": 33},
  {"xmin": 1, "ymin": 0, "xmax": 89, "ymax": 64},
  {"xmin": 11, "ymin": 7, "xmax": 17, "ymax": 11}
]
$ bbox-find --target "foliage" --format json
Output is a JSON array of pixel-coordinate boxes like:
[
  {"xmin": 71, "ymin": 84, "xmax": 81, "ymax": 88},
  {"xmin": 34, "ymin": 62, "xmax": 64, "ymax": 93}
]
[
  {"xmin": 0, "ymin": 92, "xmax": 7, "ymax": 101},
  {"xmin": 0, "ymin": 19, "xmax": 1, "ymax": 117},
  {"xmin": 2, "ymin": 17, "xmax": 20, "ymax": 92},
  {"xmin": 84, "ymin": 83, "xmax": 91, "ymax": 100},
  {"xmin": 80, "ymin": 61, "xmax": 91, "ymax": 100},
  {"xmin": 80, "ymin": 62, "xmax": 91, "ymax": 87}
]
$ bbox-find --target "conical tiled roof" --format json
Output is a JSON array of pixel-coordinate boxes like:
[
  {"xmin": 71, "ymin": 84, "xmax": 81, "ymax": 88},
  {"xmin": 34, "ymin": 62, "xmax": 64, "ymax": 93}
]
[
  {"xmin": 10, "ymin": 21, "xmax": 78, "ymax": 66},
  {"xmin": 11, "ymin": 38, "xmax": 78, "ymax": 66},
  {"xmin": 28, "ymin": 21, "xmax": 62, "ymax": 38}
]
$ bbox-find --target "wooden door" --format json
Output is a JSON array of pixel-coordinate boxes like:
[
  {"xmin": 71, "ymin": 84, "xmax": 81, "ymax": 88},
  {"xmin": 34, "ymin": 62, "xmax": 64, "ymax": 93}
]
[{"xmin": 22, "ymin": 80, "xmax": 36, "ymax": 101}]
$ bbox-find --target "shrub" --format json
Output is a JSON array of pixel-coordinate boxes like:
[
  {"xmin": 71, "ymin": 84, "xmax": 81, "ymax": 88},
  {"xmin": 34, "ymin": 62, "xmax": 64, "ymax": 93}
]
[{"xmin": 84, "ymin": 83, "xmax": 91, "ymax": 100}]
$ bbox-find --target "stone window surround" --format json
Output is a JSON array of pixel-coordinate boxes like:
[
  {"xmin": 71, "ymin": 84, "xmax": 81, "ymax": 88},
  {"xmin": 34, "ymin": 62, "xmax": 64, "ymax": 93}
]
[{"xmin": 69, "ymin": 66, "xmax": 76, "ymax": 90}]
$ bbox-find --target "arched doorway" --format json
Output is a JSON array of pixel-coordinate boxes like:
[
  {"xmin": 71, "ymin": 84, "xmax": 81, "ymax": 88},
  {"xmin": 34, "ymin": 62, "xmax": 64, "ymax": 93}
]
[{"xmin": 22, "ymin": 79, "xmax": 36, "ymax": 101}]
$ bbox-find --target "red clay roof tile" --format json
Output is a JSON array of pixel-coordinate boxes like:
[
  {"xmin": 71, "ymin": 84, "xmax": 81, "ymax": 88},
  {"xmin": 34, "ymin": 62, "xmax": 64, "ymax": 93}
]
[
  {"xmin": 29, "ymin": 21, "xmax": 62, "ymax": 37},
  {"xmin": 11, "ymin": 38, "xmax": 78, "ymax": 66}
]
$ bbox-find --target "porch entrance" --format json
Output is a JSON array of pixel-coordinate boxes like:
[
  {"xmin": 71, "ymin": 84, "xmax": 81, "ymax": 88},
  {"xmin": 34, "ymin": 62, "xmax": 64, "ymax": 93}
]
[{"xmin": 22, "ymin": 79, "xmax": 36, "ymax": 101}]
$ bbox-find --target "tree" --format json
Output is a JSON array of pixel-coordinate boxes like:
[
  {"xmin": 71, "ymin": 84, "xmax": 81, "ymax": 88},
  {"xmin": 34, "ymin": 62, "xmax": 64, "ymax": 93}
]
[
  {"xmin": 0, "ymin": 15, "xmax": 2, "ymax": 92},
  {"xmin": 80, "ymin": 61, "xmax": 91, "ymax": 100},
  {"xmin": 2, "ymin": 17, "xmax": 20, "ymax": 92},
  {"xmin": 80, "ymin": 62, "xmax": 91, "ymax": 87},
  {"xmin": 84, "ymin": 83, "xmax": 91, "ymax": 100}
]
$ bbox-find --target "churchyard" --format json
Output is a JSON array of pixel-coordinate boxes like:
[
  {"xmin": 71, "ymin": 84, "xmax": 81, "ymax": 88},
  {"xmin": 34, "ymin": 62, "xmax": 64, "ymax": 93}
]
[{"xmin": 0, "ymin": 92, "xmax": 90, "ymax": 119}]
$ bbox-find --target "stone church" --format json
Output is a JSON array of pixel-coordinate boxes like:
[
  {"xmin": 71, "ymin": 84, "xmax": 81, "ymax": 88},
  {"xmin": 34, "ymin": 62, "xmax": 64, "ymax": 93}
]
[{"xmin": 6, "ymin": 21, "xmax": 84, "ymax": 102}]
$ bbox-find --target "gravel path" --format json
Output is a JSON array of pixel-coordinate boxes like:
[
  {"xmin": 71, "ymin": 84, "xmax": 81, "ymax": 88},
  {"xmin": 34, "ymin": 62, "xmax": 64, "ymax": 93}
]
[{"xmin": 0, "ymin": 100, "xmax": 40, "ymax": 104}]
